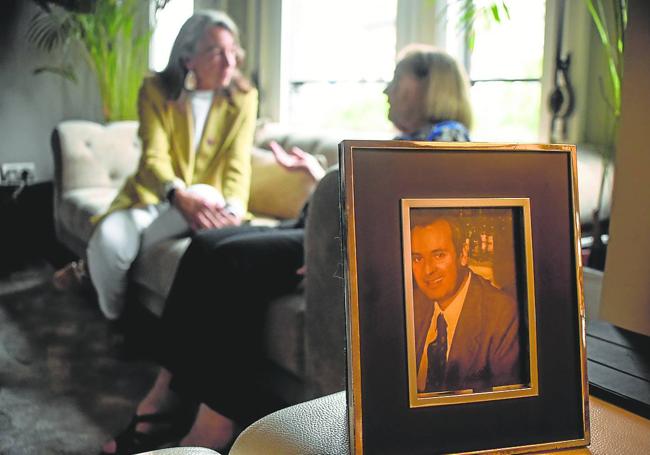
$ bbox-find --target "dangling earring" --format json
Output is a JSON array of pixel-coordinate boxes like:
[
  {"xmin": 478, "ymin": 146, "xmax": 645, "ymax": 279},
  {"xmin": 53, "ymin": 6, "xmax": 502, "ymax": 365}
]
[{"xmin": 184, "ymin": 69, "xmax": 197, "ymax": 91}]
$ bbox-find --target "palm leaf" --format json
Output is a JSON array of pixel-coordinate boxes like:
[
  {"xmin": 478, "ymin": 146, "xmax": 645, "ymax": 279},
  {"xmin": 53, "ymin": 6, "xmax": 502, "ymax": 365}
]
[
  {"xmin": 583, "ymin": 0, "xmax": 626, "ymax": 117},
  {"xmin": 27, "ymin": 9, "xmax": 74, "ymax": 52},
  {"xmin": 490, "ymin": 4, "xmax": 501, "ymax": 21},
  {"xmin": 429, "ymin": 0, "xmax": 511, "ymax": 51},
  {"xmin": 29, "ymin": 0, "xmax": 167, "ymax": 121},
  {"xmin": 500, "ymin": 1, "xmax": 510, "ymax": 19},
  {"xmin": 33, "ymin": 64, "xmax": 77, "ymax": 82}
]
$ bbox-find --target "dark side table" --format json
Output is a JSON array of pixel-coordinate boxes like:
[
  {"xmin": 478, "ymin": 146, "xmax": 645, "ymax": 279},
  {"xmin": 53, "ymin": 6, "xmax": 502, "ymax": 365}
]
[
  {"xmin": 0, "ymin": 182, "xmax": 73, "ymax": 276},
  {"xmin": 583, "ymin": 267, "xmax": 650, "ymax": 420}
]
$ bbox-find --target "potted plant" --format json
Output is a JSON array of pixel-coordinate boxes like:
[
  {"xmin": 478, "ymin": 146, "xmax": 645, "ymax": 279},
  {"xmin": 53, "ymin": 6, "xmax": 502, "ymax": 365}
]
[
  {"xmin": 27, "ymin": 0, "xmax": 170, "ymax": 121},
  {"xmin": 583, "ymin": 0, "xmax": 627, "ymax": 268}
]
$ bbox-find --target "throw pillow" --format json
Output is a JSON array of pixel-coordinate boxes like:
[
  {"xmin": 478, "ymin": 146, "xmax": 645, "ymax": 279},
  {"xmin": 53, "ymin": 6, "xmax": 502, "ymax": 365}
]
[{"xmin": 248, "ymin": 147, "xmax": 322, "ymax": 220}]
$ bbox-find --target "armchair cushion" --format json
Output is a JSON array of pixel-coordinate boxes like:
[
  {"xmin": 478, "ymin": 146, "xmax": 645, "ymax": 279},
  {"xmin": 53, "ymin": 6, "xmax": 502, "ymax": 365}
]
[
  {"xmin": 264, "ymin": 288, "xmax": 306, "ymax": 379},
  {"xmin": 58, "ymin": 188, "xmax": 117, "ymax": 243},
  {"xmin": 248, "ymin": 147, "xmax": 320, "ymax": 220}
]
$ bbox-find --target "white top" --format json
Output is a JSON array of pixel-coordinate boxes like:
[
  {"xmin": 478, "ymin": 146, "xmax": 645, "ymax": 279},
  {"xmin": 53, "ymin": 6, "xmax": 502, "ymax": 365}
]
[
  {"xmin": 189, "ymin": 90, "xmax": 214, "ymax": 151},
  {"xmin": 417, "ymin": 272, "xmax": 472, "ymax": 391},
  {"xmin": 187, "ymin": 90, "xmax": 244, "ymax": 217}
]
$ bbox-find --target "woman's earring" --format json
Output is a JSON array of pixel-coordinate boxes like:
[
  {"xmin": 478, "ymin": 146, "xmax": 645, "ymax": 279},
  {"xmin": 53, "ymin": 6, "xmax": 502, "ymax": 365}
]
[{"xmin": 184, "ymin": 69, "xmax": 197, "ymax": 91}]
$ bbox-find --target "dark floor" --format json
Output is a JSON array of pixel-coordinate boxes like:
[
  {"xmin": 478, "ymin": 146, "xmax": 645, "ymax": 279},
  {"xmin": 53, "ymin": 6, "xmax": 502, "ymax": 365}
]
[{"xmin": 0, "ymin": 262, "xmax": 158, "ymax": 454}]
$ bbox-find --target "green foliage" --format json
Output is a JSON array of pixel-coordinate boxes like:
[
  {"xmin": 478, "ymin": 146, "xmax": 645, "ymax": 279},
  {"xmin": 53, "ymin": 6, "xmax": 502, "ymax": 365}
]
[
  {"xmin": 582, "ymin": 0, "xmax": 627, "ymax": 224},
  {"xmin": 27, "ymin": 0, "xmax": 165, "ymax": 121},
  {"xmin": 583, "ymin": 0, "xmax": 627, "ymax": 133},
  {"xmin": 431, "ymin": 0, "xmax": 511, "ymax": 50},
  {"xmin": 435, "ymin": 1, "xmax": 627, "ymax": 142}
]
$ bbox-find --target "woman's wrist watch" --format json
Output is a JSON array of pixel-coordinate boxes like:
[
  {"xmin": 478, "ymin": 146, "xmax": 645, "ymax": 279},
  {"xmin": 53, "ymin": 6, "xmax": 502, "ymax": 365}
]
[
  {"xmin": 166, "ymin": 187, "xmax": 177, "ymax": 203},
  {"xmin": 164, "ymin": 180, "xmax": 185, "ymax": 204}
]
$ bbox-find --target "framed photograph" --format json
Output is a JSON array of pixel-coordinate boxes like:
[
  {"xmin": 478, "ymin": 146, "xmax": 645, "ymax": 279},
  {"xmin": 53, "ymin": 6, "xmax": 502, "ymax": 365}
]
[
  {"xmin": 340, "ymin": 141, "xmax": 589, "ymax": 455},
  {"xmin": 402, "ymin": 198, "xmax": 538, "ymax": 408}
]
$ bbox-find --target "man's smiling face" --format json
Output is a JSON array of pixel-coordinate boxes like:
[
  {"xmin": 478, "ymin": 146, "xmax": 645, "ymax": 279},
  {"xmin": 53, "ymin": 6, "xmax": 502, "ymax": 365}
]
[{"xmin": 411, "ymin": 219, "xmax": 462, "ymax": 307}]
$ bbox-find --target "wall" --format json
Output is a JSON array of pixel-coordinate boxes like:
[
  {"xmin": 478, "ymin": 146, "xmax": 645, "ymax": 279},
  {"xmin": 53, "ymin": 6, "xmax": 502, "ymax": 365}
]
[
  {"xmin": 230, "ymin": 0, "xmax": 284, "ymax": 121},
  {"xmin": 599, "ymin": 0, "xmax": 650, "ymax": 336},
  {"xmin": 195, "ymin": 0, "xmax": 228, "ymax": 11},
  {"xmin": 0, "ymin": 1, "xmax": 102, "ymax": 184}
]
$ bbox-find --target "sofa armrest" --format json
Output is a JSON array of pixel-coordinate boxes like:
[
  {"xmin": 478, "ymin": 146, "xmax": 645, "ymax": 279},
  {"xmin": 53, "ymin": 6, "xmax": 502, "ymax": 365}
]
[
  {"xmin": 51, "ymin": 121, "xmax": 142, "ymax": 256},
  {"xmin": 304, "ymin": 168, "xmax": 347, "ymax": 396},
  {"xmin": 229, "ymin": 391, "xmax": 348, "ymax": 455}
]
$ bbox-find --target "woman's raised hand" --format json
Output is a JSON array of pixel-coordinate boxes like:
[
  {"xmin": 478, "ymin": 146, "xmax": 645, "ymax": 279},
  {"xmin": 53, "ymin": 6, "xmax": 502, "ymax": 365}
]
[{"xmin": 269, "ymin": 141, "xmax": 326, "ymax": 182}]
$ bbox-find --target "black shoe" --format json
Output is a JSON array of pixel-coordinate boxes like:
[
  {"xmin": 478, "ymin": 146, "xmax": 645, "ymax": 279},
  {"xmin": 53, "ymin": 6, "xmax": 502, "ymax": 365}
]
[
  {"xmin": 100, "ymin": 405, "xmax": 197, "ymax": 455},
  {"xmin": 52, "ymin": 260, "xmax": 89, "ymax": 292}
]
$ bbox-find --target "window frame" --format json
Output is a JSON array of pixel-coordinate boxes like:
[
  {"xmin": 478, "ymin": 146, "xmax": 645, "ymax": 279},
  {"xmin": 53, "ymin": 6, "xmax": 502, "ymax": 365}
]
[{"xmin": 250, "ymin": 0, "xmax": 580, "ymax": 143}]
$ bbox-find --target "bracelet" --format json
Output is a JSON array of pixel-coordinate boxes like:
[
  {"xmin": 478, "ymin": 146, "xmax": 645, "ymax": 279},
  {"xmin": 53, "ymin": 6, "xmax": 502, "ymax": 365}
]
[{"xmin": 166, "ymin": 186, "xmax": 177, "ymax": 203}]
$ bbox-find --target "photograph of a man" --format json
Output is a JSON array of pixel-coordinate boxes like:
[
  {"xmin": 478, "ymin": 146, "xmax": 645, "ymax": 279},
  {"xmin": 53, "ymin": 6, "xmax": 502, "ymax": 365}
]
[{"xmin": 410, "ymin": 215, "xmax": 523, "ymax": 394}]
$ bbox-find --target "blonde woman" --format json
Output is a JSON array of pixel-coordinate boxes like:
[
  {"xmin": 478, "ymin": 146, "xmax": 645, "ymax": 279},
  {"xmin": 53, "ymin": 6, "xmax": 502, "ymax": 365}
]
[{"xmin": 386, "ymin": 43, "xmax": 472, "ymax": 141}]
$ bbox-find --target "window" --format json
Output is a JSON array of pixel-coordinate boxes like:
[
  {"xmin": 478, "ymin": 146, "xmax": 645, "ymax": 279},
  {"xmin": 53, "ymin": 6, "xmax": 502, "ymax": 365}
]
[
  {"xmin": 281, "ymin": 0, "xmax": 397, "ymax": 132},
  {"xmin": 455, "ymin": 0, "xmax": 547, "ymax": 141},
  {"xmin": 149, "ymin": 0, "xmax": 195, "ymax": 72},
  {"xmin": 277, "ymin": 0, "xmax": 547, "ymax": 140}
]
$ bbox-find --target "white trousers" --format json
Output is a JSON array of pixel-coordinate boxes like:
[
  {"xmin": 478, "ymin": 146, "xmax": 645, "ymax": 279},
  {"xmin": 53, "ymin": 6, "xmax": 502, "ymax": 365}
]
[{"xmin": 87, "ymin": 184, "xmax": 224, "ymax": 320}]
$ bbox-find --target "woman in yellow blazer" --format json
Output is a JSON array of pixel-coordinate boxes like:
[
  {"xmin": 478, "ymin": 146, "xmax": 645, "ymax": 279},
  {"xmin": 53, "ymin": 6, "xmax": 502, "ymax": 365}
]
[{"xmin": 58, "ymin": 10, "xmax": 258, "ymax": 320}]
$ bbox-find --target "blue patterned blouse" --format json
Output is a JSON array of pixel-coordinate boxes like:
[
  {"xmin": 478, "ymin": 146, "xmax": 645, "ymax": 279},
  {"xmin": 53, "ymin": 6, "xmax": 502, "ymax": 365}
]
[{"xmin": 395, "ymin": 120, "xmax": 470, "ymax": 142}]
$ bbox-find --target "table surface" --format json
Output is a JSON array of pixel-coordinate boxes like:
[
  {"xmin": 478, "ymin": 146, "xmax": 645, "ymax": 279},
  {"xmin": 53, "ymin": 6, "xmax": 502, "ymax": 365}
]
[{"xmin": 542, "ymin": 396, "xmax": 650, "ymax": 454}]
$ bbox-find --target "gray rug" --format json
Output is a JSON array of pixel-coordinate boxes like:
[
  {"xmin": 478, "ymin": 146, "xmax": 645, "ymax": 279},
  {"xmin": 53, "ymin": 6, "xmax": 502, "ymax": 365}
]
[{"xmin": 0, "ymin": 264, "xmax": 158, "ymax": 454}]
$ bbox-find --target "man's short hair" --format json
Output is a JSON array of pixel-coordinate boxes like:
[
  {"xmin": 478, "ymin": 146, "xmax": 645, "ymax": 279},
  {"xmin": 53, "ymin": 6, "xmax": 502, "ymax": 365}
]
[{"xmin": 410, "ymin": 210, "xmax": 465, "ymax": 257}]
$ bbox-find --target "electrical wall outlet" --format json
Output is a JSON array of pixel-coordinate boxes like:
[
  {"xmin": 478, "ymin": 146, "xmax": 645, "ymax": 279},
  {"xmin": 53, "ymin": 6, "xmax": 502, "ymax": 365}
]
[{"xmin": 1, "ymin": 162, "xmax": 36, "ymax": 186}]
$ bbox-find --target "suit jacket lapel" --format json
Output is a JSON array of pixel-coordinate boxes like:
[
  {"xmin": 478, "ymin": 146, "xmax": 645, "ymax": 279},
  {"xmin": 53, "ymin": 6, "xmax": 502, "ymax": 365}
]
[
  {"xmin": 414, "ymin": 290, "xmax": 435, "ymax": 368},
  {"xmin": 447, "ymin": 273, "xmax": 482, "ymax": 378},
  {"xmin": 169, "ymin": 94, "xmax": 193, "ymax": 182}
]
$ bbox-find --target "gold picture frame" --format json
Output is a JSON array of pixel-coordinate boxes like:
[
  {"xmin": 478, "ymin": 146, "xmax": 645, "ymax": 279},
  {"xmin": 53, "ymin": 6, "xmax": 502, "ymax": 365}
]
[
  {"xmin": 401, "ymin": 198, "xmax": 539, "ymax": 408},
  {"xmin": 340, "ymin": 140, "xmax": 589, "ymax": 455}
]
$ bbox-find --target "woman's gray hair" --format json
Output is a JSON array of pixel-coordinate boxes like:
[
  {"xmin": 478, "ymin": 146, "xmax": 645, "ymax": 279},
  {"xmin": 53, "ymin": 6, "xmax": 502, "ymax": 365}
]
[
  {"xmin": 397, "ymin": 44, "xmax": 473, "ymax": 130},
  {"xmin": 159, "ymin": 10, "xmax": 249, "ymax": 98}
]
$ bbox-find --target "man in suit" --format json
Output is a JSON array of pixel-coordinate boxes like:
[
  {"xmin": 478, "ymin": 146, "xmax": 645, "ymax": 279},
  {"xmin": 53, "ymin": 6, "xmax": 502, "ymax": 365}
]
[{"xmin": 411, "ymin": 217, "xmax": 523, "ymax": 393}]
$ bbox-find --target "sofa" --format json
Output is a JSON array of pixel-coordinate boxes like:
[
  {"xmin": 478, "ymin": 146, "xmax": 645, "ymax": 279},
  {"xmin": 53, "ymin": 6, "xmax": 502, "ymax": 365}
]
[
  {"xmin": 51, "ymin": 120, "xmax": 386, "ymax": 404},
  {"xmin": 51, "ymin": 121, "xmax": 612, "ymax": 408}
]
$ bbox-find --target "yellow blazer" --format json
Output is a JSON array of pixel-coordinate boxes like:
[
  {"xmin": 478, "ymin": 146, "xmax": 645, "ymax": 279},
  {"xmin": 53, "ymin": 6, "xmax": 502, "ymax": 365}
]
[{"xmin": 104, "ymin": 75, "xmax": 258, "ymax": 217}]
